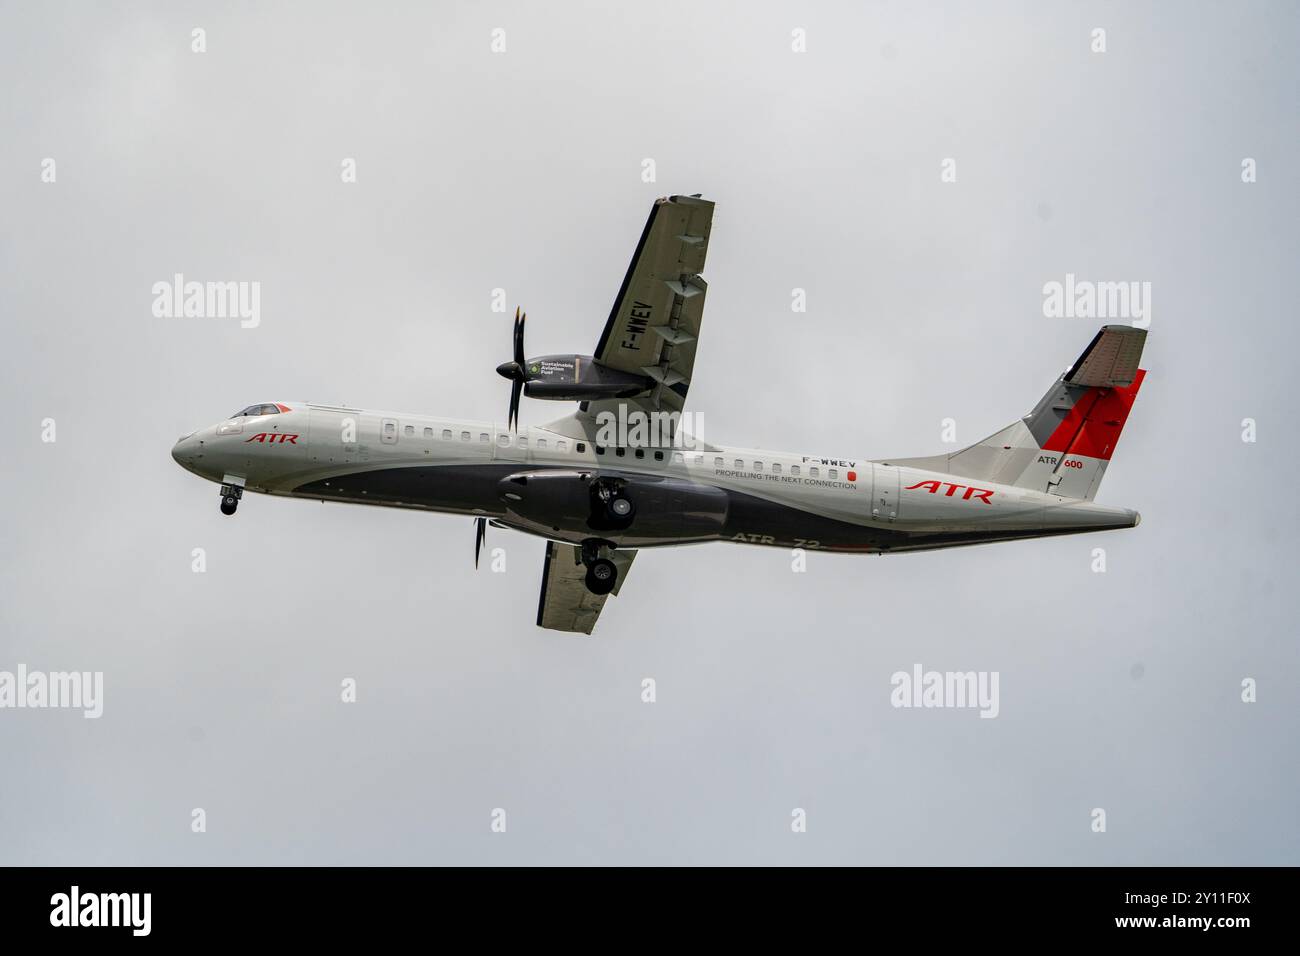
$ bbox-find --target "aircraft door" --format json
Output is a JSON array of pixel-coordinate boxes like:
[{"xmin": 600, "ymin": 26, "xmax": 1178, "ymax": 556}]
[
  {"xmin": 492, "ymin": 426, "xmax": 512, "ymax": 462},
  {"xmin": 308, "ymin": 406, "xmax": 365, "ymax": 467},
  {"xmin": 870, "ymin": 464, "xmax": 899, "ymax": 522}
]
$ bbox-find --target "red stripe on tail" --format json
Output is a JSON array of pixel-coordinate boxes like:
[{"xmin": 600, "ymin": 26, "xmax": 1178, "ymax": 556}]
[{"xmin": 1041, "ymin": 368, "xmax": 1145, "ymax": 461}]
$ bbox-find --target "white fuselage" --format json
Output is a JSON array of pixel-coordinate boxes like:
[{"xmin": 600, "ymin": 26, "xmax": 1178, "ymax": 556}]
[{"xmin": 172, "ymin": 402, "xmax": 1139, "ymax": 554}]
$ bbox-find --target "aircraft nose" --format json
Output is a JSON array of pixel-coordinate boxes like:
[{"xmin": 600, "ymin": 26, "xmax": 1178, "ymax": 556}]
[{"xmin": 171, "ymin": 432, "xmax": 196, "ymax": 466}]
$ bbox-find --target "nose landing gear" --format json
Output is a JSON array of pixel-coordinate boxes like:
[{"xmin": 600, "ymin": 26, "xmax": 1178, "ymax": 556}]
[{"xmin": 219, "ymin": 483, "xmax": 243, "ymax": 516}]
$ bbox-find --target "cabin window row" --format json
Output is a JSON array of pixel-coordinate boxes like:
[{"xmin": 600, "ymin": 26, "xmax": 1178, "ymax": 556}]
[
  {"xmin": 699, "ymin": 456, "xmax": 832, "ymax": 478},
  {"xmin": 379, "ymin": 429, "xmax": 835, "ymax": 477},
  {"xmin": 383, "ymin": 423, "xmax": 586, "ymax": 455},
  {"xmin": 593, "ymin": 446, "xmax": 667, "ymax": 462}
]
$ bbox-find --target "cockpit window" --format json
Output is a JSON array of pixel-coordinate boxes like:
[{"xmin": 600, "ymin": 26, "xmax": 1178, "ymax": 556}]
[{"xmin": 232, "ymin": 403, "xmax": 281, "ymax": 417}]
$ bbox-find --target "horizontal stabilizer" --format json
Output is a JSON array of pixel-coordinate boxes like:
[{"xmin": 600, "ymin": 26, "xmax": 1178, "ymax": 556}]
[{"xmin": 1065, "ymin": 325, "xmax": 1147, "ymax": 388}]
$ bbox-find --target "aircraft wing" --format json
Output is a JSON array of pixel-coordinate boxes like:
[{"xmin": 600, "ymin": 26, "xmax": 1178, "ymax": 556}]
[
  {"xmin": 586, "ymin": 194, "xmax": 714, "ymax": 421},
  {"xmin": 536, "ymin": 542, "xmax": 637, "ymax": 634}
]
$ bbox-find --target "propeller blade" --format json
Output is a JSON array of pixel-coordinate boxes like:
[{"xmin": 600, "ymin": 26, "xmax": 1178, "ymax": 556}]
[
  {"xmin": 499, "ymin": 306, "xmax": 528, "ymax": 431},
  {"xmin": 514, "ymin": 310, "xmax": 526, "ymax": 365},
  {"xmin": 474, "ymin": 516, "xmax": 486, "ymax": 569},
  {"xmin": 508, "ymin": 378, "xmax": 523, "ymax": 431}
]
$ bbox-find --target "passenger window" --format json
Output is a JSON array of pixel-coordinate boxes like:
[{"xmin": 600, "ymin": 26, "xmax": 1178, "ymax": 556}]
[
  {"xmin": 615, "ymin": 448, "xmax": 625, "ymax": 457},
  {"xmin": 829, "ymin": 469, "xmax": 838, "ymax": 480},
  {"xmin": 810, "ymin": 467, "xmax": 820, "ymax": 478},
  {"xmin": 791, "ymin": 465, "xmax": 800, "ymax": 476},
  {"xmin": 461, "ymin": 431, "xmax": 471, "ymax": 442},
  {"xmin": 773, "ymin": 463, "xmax": 782, "ymax": 475},
  {"xmin": 715, "ymin": 457, "xmax": 724, "ymax": 468},
  {"xmin": 404, "ymin": 425, "xmax": 414, "ymax": 436},
  {"xmin": 498, "ymin": 433, "xmax": 510, "ymax": 446},
  {"xmin": 517, "ymin": 437, "xmax": 527, "ymax": 449},
  {"xmin": 753, "ymin": 461, "xmax": 763, "ymax": 472},
  {"xmin": 557, "ymin": 440, "xmax": 568, "ymax": 453},
  {"xmin": 442, "ymin": 429, "xmax": 453, "ymax": 441},
  {"xmin": 576, "ymin": 442, "xmax": 585, "ymax": 453},
  {"xmin": 671, "ymin": 452, "xmax": 682, "ymax": 464},
  {"xmin": 480, "ymin": 433, "xmax": 489, "ymax": 443},
  {"xmin": 423, "ymin": 427, "xmax": 433, "ymax": 438},
  {"xmin": 537, "ymin": 438, "xmax": 547, "ymax": 449},
  {"xmin": 734, "ymin": 459, "xmax": 743, "ymax": 469},
  {"xmin": 596, "ymin": 446, "xmax": 605, "ymax": 455},
  {"xmin": 383, "ymin": 422, "xmax": 396, "ymax": 437},
  {"xmin": 634, "ymin": 448, "xmax": 644, "ymax": 459}
]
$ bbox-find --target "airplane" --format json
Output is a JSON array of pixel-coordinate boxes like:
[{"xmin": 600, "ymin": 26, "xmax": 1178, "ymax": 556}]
[{"xmin": 171, "ymin": 194, "xmax": 1148, "ymax": 634}]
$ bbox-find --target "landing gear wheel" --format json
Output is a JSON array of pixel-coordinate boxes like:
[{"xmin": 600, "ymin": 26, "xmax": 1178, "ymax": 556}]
[
  {"xmin": 219, "ymin": 482, "xmax": 243, "ymax": 516},
  {"xmin": 584, "ymin": 558, "xmax": 618, "ymax": 596},
  {"xmin": 588, "ymin": 478, "xmax": 635, "ymax": 530}
]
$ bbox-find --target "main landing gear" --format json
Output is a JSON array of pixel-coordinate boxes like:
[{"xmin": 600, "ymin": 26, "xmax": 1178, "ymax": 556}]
[
  {"xmin": 588, "ymin": 477, "xmax": 635, "ymax": 531},
  {"xmin": 580, "ymin": 538, "xmax": 618, "ymax": 596},
  {"xmin": 219, "ymin": 483, "xmax": 243, "ymax": 516}
]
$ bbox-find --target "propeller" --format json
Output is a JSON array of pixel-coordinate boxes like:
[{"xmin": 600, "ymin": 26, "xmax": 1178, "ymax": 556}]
[
  {"xmin": 474, "ymin": 516, "xmax": 487, "ymax": 569},
  {"xmin": 495, "ymin": 306, "xmax": 528, "ymax": 431}
]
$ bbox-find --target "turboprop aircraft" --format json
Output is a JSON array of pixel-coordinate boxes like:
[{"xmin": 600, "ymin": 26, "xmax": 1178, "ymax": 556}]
[{"xmin": 171, "ymin": 195, "xmax": 1148, "ymax": 633}]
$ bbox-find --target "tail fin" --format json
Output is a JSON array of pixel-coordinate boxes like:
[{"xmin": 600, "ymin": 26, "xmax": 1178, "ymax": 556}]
[{"xmin": 885, "ymin": 325, "xmax": 1147, "ymax": 501}]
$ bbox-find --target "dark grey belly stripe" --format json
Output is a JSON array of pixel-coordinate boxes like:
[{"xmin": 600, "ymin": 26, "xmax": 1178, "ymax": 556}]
[{"xmin": 292, "ymin": 463, "xmax": 1126, "ymax": 553}]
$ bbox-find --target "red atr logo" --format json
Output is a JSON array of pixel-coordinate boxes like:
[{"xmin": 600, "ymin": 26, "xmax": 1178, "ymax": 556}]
[
  {"xmin": 905, "ymin": 479, "xmax": 994, "ymax": 504},
  {"xmin": 244, "ymin": 432, "xmax": 299, "ymax": 444}
]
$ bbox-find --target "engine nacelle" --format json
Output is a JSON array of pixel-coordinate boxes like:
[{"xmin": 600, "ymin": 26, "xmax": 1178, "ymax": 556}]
[
  {"xmin": 522, "ymin": 354, "xmax": 651, "ymax": 401},
  {"xmin": 497, "ymin": 470, "xmax": 729, "ymax": 543}
]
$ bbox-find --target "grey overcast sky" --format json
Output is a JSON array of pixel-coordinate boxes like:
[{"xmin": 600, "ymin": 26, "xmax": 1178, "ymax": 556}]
[{"xmin": 1, "ymin": 0, "xmax": 1297, "ymax": 864}]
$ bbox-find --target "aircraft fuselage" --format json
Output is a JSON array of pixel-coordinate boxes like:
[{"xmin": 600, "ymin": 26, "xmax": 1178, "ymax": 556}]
[{"xmin": 171, "ymin": 402, "xmax": 1139, "ymax": 554}]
